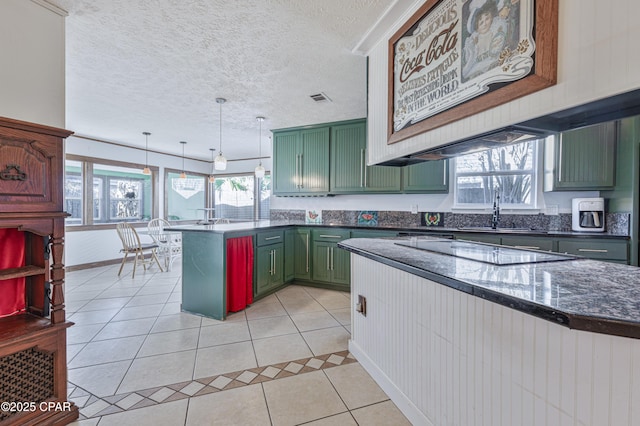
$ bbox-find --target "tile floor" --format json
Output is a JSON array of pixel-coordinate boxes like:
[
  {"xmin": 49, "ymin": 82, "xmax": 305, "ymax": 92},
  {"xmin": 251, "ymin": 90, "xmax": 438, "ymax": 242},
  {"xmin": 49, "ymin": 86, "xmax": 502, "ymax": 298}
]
[{"xmin": 64, "ymin": 262, "xmax": 410, "ymax": 425}]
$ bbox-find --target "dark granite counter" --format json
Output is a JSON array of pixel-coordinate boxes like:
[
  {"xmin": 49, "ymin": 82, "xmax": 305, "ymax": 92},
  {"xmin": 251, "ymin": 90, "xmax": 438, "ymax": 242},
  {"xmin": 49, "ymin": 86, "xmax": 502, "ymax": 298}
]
[
  {"xmin": 170, "ymin": 220, "xmax": 629, "ymax": 239},
  {"xmin": 338, "ymin": 236, "xmax": 640, "ymax": 339}
]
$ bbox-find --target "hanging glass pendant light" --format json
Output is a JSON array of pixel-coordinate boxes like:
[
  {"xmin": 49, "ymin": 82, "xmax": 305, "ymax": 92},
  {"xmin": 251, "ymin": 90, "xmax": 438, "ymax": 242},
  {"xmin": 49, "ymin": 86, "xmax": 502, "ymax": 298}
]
[
  {"xmin": 214, "ymin": 98, "xmax": 227, "ymax": 170},
  {"xmin": 179, "ymin": 141, "xmax": 187, "ymax": 179},
  {"xmin": 254, "ymin": 116, "xmax": 265, "ymax": 178},
  {"xmin": 208, "ymin": 148, "xmax": 216, "ymax": 183},
  {"xmin": 142, "ymin": 131, "xmax": 151, "ymax": 175}
]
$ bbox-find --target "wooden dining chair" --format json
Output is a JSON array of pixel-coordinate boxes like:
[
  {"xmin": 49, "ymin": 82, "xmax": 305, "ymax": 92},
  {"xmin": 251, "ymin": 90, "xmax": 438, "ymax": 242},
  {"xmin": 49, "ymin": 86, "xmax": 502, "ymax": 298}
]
[
  {"xmin": 147, "ymin": 218, "xmax": 182, "ymax": 271},
  {"xmin": 116, "ymin": 222, "xmax": 163, "ymax": 277}
]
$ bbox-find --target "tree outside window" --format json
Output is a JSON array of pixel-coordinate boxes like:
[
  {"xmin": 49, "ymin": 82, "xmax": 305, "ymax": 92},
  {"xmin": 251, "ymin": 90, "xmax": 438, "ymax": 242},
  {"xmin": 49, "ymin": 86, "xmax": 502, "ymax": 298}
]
[{"xmin": 454, "ymin": 140, "xmax": 538, "ymax": 208}]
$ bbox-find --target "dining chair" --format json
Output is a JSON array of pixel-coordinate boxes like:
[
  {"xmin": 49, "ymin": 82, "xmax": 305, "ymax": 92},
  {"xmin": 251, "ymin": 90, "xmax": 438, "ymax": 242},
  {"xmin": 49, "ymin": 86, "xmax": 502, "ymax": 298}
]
[
  {"xmin": 116, "ymin": 222, "xmax": 163, "ymax": 277},
  {"xmin": 147, "ymin": 218, "xmax": 182, "ymax": 271}
]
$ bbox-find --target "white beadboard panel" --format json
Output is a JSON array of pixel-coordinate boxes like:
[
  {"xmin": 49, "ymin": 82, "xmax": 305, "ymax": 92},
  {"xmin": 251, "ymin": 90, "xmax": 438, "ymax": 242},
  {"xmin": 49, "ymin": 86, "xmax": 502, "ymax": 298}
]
[
  {"xmin": 365, "ymin": 0, "xmax": 640, "ymax": 165},
  {"xmin": 350, "ymin": 254, "xmax": 640, "ymax": 425}
]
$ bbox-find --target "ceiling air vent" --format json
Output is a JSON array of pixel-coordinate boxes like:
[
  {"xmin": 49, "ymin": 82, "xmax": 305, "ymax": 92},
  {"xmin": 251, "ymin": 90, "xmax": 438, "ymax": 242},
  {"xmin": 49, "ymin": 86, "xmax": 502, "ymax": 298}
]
[{"xmin": 310, "ymin": 92, "xmax": 332, "ymax": 102}]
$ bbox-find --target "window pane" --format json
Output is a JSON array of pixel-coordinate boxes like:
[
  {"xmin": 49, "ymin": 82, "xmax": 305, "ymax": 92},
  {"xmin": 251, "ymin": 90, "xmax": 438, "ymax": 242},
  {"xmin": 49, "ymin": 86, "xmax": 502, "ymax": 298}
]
[
  {"xmin": 454, "ymin": 140, "xmax": 537, "ymax": 208},
  {"xmin": 167, "ymin": 172, "xmax": 206, "ymax": 221},
  {"xmin": 93, "ymin": 164, "xmax": 152, "ymax": 223},
  {"xmin": 214, "ymin": 175, "xmax": 255, "ymax": 220},
  {"xmin": 258, "ymin": 174, "xmax": 271, "ymax": 220},
  {"xmin": 64, "ymin": 160, "xmax": 83, "ymax": 225},
  {"xmin": 456, "ymin": 175, "xmax": 494, "ymax": 204}
]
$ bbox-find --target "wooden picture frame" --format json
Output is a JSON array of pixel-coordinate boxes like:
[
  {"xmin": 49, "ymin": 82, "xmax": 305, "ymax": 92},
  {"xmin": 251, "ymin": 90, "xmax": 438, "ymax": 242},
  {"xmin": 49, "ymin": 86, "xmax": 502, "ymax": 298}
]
[{"xmin": 387, "ymin": 0, "xmax": 558, "ymax": 145}]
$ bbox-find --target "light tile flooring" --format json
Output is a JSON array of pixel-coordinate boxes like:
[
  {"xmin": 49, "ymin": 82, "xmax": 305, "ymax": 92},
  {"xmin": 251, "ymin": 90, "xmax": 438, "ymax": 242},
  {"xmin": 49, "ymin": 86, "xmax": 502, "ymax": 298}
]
[{"xmin": 64, "ymin": 263, "xmax": 410, "ymax": 425}]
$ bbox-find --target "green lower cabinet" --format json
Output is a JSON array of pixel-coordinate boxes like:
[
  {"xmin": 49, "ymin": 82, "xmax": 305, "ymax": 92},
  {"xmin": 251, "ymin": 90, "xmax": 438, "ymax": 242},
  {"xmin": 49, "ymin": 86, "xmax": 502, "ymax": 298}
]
[
  {"xmin": 350, "ymin": 230, "xmax": 398, "ymax": 239},
  {"xmin": 557, "ymin": 239, "xmax": 628, "ymax": 263},
  {"xmin": 500, "ymin": 236, "xmax": 555, "ymax": 252},
  {"xmin": 293, "ymin": 228, "xmax": 311, "ymax": 280},
  {"xmin": 456, "ymin": 233, "xmax": 501, "ymax": 245},
  {"xmin": 312, "ymin": 241, "xmax": 350, "ymax": 290},
  {"xmin": 255, "ymin": 243, "xmax": 284, "ymax": 298},
  {"xmin": 284, "ymin": 230, "xmax": 295, "ymax": 282}
]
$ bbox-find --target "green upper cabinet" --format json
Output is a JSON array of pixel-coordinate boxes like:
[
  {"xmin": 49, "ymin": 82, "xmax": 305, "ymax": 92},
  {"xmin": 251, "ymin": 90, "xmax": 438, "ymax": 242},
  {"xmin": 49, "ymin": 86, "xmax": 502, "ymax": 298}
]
[
  {"xmin": 544, "ymin": 121, "xmax": 617, "ymax": 191},
  {"xmin": 330, "ymin": 120, "xmax": 401, "ymax": 193},
  {"xmin": 402, "ymin": 160, "xmax": 449, "ymax": 193},
  {"xmin": 272, "ymin": 127, "xmax": 330, "ymax": 196}
]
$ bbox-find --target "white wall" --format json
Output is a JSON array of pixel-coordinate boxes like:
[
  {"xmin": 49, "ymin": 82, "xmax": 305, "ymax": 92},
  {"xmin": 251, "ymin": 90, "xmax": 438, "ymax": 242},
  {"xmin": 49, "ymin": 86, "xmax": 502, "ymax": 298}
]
[
  {"xmin": 365, "ymin": 0, "xmax": 640, "ymax": 165},
  {"xmin": 0, "ymin": 0, "xmax": 66, "ymax": 128}
]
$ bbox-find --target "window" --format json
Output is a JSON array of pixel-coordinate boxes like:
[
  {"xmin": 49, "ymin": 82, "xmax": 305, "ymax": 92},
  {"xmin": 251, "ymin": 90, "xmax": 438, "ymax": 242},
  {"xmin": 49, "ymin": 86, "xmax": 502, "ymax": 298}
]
[
  {"xmin": 166, "ymin": 171, "xmax": 207, "ymax": 221},
  {"xmin": 212, "ymin": 174, "xmax": 271, "ymax": 221},
  {"xmin": 64, "ymin": 160, "xmax": 83, "ymax": 225},
  {"xmin": 454, "ymin": 140, "xmax": 539, "ymax": 208},
  {"xmin": 64, "ymin": 157, "xmax": 155, "ymax": 226}
]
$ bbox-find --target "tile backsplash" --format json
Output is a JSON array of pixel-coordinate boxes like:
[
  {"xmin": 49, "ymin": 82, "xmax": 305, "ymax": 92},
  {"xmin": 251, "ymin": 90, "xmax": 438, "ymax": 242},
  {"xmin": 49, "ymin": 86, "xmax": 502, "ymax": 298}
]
[{"xmin": 270, "ymin": 209, "xmax": 630, "ymax": 236}]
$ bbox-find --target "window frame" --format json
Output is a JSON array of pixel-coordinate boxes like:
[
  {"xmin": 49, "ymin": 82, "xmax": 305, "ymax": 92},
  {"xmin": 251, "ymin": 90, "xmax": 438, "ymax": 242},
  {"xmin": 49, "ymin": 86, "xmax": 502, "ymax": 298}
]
[
  {"xmin": 452, "ymin": 140, "xmax": 540, "ymax": 210},
  {"xmin": 210, "ymin": 172, "xmax": 271, "ymax": 221},
  {"xmin": 163, "ymin": 168, "xmax": 210, "ymax": 223},
  {"xmin": 65, "ymin": 154, "xmax": 159, "ymax": 230}
]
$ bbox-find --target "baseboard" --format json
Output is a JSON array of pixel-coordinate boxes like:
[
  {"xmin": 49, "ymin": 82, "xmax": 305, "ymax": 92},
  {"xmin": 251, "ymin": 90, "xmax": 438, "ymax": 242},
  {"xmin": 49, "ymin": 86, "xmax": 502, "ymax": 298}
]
[
  {"xmin": 66, "ymin": 258, "xmax": 122, "ymax": 272},
  {"xmin": 349, "ymin": 340, "xmax": 433, "ymax": 426}
]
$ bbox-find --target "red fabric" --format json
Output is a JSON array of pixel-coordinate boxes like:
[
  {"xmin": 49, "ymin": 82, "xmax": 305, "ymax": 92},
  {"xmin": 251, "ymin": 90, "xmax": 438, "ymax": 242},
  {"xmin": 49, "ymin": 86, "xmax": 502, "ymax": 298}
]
[
  {"xmin": 226, "ymin": 236, "xmax": 254, "ymax": 314},
  {"xmin": 0, "ymin": 228, "xmax": 26, "ymax": 317}
]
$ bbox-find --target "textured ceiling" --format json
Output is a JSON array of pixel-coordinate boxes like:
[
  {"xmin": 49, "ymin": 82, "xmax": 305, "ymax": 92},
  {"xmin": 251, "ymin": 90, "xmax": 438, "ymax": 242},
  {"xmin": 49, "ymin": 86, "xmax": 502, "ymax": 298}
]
[{"xmin": 49, "ymin": 0, "xmax": 396, "ymax": 163}]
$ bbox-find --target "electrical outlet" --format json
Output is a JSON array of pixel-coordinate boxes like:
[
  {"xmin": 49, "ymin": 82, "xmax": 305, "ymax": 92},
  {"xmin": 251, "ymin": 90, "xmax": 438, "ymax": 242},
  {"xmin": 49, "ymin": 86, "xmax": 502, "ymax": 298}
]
[
  {"xmin": 411, "ymin": 204, "xmax": 418, "ymax": 214},
  {"xmin": 546, "ymin": 205, "xmax": 559, "ymax": 215}
]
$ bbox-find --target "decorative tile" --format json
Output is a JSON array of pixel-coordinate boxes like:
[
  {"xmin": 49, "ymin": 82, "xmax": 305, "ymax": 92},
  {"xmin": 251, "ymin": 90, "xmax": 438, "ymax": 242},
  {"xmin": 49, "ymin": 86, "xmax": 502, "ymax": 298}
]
[
  {"xmin": 260, "ymin": 366, "xmax": 281, "ymax": 378},
  {"xmin": 210, "ymin": 375, "xmax": 233, "ymax": 390},
  {"xmin": 115, "ymin": 393, "xmax": 145, "ymax": 409},
  {"xmin": 236, "ymin": 370, "xmax": 258, "ymax": 384},
  {"xmin": 149, "ymin": 387, "xmax": 174, "ymax": 402},
  {"xmin": 81, "ymin": 399, "xmax": 110, "ymax": 417},
  {"xmin": 179, "ymin": 381, "xmax": 205, "ymax": 396},
  {"xmin": 284, "ymin": 362, "xmax": 304, "ymax": 374},
  {"xmin": 326, "ymin": 354, "xmax": 345, "ymax": 365},
  {"xmin": 306, "ymin": 358, "xmax": 324, "ymax": 369}
]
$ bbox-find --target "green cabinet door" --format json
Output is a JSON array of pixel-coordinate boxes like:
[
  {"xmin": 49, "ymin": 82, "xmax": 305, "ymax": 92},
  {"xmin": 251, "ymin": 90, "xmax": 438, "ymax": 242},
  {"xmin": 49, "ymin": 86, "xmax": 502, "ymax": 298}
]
[
  {"xmin": 456, "ymin": 233, "xmax": 502, "ymax": 245},
  {"xmin": 293, "ymin": 228, "xmax": 311, "ymax": 280},
  {"xmin": 272, "ymin": 127, "xmax": 329, "ymax": 195},
  {"xmin": 300, "ymin": 128, "xmax": 330, "ymax": 193},
  {"xmin": 402, "ymin": 160, "xmax": 449, "ymax": 193},
  {"xmin": 330, "ymin": 246, "xmax": 351, "ymax": 287},
  {"xmin": 330, "ymin": 120, "xmax": 400, "ymax": 193},
  {"xmin": 255, "ymin": 243, "xmax": 284, "ymax": 298},
  {"xmin": 272, "ymin": 131, "xmax": 299, "ymax": 194},
  {"xmin": 544, "ymin": 121, "xmax": 616, "ymax": 191},
  {"xmin": 284, "ymin": 229, "xmax": 295, "ymax": 282},
  {"xmin": 312, "ymin": 241, "xmax": 332, "ymax": 283}
]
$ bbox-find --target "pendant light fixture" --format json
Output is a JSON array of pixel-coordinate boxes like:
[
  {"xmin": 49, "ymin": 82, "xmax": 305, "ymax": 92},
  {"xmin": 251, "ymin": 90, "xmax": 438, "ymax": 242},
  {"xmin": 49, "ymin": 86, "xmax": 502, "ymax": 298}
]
[
  {"xmin": 179, "ymin": 141, "xmax": 187, "ymax": 179},
  {"xmin": 254, "ymin": 116, "xmax": 265, "ymax": 178},
  {"xmin": 208, "ymin": 148, "xmax": 216, "ymax": 183},
  {"xmin": 214, "ymin": 98, "xmax": 227, "ymax": 170},
  {"xmin": 142, "ymin": 131, "xmax": 151, "ymax": 175}
]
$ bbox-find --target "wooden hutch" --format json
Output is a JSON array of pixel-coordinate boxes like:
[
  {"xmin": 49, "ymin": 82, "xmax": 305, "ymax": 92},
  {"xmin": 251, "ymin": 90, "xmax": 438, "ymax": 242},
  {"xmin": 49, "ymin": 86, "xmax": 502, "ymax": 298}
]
[{"xmin": 0, "ymin": 117, "xmax": 78, "ymax": 425}]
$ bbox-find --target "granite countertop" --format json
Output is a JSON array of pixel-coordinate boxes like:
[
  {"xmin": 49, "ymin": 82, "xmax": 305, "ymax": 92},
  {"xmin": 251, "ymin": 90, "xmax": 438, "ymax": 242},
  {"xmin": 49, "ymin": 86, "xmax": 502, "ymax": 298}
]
[
  {"xmin": 338, "ymin": 236, "xmax": 640, "ymax": 339},
  {"xmin": 169, "ymin": 221, "xmax": 629, "ymax": 239}
]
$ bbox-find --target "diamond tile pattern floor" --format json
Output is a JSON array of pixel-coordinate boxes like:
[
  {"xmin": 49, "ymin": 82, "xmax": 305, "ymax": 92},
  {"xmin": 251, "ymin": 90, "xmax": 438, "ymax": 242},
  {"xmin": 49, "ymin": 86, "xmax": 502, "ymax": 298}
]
[{"xmin": 65, "ymin": 263, "xmax": 411, "ymax": 425}]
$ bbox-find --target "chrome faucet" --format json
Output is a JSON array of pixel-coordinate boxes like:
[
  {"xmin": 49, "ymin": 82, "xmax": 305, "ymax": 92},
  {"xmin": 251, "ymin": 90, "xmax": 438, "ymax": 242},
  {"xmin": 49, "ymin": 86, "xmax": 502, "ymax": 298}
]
[{"xmin": 491, "ymin": 191, "xmax": 500, "ymax": 229}]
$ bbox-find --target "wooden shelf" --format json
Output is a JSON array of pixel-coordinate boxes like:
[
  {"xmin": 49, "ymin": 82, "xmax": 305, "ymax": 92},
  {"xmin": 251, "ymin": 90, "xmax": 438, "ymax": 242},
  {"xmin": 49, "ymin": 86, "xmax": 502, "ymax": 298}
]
[
  {"xmin": 0, "ymin": 265, "xmax": 46, "ymax": 281},
  {"xmin": 0, "ymin": 313, "xmax": 61, "ymax": 344}
]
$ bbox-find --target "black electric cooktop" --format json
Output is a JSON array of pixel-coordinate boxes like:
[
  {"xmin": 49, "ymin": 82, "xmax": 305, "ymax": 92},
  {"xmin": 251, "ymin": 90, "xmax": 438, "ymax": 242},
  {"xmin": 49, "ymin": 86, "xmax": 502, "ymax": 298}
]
[{"xmin": 395, "ymin": 239, "xmax": 578, "ymax": 266}]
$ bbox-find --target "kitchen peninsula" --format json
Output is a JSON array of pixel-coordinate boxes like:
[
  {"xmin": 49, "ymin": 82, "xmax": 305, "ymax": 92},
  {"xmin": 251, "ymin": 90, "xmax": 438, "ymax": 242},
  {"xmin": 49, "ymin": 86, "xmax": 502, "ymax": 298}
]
[{"xmin": 339, "ymin": 236, "xmax": 640, "ymax": 426}]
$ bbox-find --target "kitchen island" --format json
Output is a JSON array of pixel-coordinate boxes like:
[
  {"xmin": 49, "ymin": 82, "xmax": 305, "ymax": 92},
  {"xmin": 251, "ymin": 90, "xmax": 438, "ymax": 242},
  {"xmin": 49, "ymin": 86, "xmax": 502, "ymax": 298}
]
[
  {"xmin": 338, "ymin": 236, "xmax": 640, "ymax": 426},
  {"xmin": 171, "ymin": 220, "xmax": 630, "ymax": 321}
]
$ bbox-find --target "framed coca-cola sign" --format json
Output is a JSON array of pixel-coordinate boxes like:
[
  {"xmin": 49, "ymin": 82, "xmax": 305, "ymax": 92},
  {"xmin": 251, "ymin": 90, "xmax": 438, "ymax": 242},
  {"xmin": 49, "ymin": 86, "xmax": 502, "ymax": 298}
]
[{"xmin": 388, "ymin": 0, "xmax": 558, "ymax": 145}]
